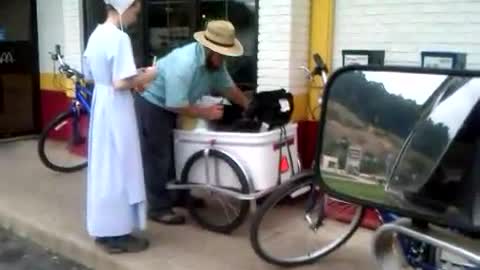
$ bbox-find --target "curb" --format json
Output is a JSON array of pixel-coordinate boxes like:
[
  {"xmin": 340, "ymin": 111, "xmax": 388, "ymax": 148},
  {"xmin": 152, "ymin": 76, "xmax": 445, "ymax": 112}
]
[{"xmin": 0, "ymin": 205, "xmax": 127, "ymax": 270}]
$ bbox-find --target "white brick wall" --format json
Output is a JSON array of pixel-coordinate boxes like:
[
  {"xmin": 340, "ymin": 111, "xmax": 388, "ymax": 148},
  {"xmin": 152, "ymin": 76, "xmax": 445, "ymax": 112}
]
[
  {"xmin": 62, "ymin": 0, "xmax": 83, "ymax": 70},
  {"xmin": 257, "ymin": 0, "xmax": 310, "ymax": 94},
  {"xmin": 333, "ymin": 0, "xmax": 480, "ymax": 70},
  {"xmin": 36, "ymin": 0, "xmax": 64, "ymax": 73},
  {"xmin": 36, "ymin": 0, "xmax": 83, "ymax": 73}
]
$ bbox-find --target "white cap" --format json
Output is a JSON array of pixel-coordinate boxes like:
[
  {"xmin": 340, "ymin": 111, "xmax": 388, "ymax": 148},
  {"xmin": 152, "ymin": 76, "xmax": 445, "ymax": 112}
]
[{"xmin": 104, "ymin": 0, "xmax": 135, "ymax": 16}]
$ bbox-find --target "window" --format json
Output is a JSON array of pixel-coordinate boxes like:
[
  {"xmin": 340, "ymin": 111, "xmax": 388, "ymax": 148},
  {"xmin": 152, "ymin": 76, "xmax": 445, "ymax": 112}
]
[
  {"xmin": 145, "ymin": 0, "xmax": 258, "ymax": 90},
  {"xmin": 83, "ymin": 0, "xmax": 259, "ymax": 90},
  {"xmin": 146, "ymin": 1, "xmax": 196, "ymax": 58},
  {"xmin": 0, "ymin": 1, "xmax": 32, "ymax": 41},
  {"xmin": 0, "ymin": 0, "xmax": 39, "ymax": 137},
  {"xmin": 200, "ymin": 0, "xmax": 258, "ymax": 90}
]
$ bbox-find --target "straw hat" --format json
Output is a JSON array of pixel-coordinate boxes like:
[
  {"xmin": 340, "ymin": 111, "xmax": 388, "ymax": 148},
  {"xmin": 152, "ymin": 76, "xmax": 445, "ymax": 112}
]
[{"xmin": 194, "ymin": 20, "xmax": 244, "ymax": 57}]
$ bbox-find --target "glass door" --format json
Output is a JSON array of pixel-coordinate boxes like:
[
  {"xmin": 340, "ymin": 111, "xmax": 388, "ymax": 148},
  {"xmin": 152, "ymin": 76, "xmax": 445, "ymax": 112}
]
[
  {"xmin": 144, "ymin": 0, "xmax": 258, "ymax": 90},
  {"xmin": 145, "ymin": 0, "xmax": 197, "ymax": 61},
  {"xmin": 0, "ymin": 0, "xmax": 39, "ymax": 138},
  {"xmin": 199, "ymin": 0, "xmax": 258, "ymax": 90}
]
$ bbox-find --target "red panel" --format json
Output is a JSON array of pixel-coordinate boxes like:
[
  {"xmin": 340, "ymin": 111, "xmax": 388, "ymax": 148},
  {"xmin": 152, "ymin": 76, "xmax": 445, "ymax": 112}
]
[
  {"xmin": 297, "ymin": 120, "xmax": 319, "ymax": 169},
  {"xmin": 325, "ymin": 198, "xmax": 382, "ymax": 230},
  {"xmin": 40, "ymin": 90, "xmax": 70, "ymax": 128}
]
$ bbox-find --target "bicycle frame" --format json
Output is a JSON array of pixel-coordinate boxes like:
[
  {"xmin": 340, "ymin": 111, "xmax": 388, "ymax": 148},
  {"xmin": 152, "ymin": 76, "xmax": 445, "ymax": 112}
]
[
  {"xmin": 377, "ymin": 208, "xmax": 479, "ymax": 269},
  {"xmin": 66, "ymin": 81, "xmax": 92, "ymax": 145},
  {"xmin": 72, "ymin": 81, "xmax": 92, "ymax": 114}
]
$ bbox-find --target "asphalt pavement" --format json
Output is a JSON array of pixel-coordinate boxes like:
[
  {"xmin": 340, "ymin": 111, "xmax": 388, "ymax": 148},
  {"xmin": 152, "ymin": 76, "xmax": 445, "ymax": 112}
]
[{"xmin": 0, "ymin": 227, "xmax": 90, "ymax": 270}]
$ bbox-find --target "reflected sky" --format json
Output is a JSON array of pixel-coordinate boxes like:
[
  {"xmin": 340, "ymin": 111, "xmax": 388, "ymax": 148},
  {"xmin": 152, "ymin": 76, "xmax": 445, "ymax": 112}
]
[
  {"xmin": 365, "ymin": 72, "xmax": 447, "ymax": 105},
  {"xmin": 429, "ymin": 79, "xmax": 480, "ymax": 137}
]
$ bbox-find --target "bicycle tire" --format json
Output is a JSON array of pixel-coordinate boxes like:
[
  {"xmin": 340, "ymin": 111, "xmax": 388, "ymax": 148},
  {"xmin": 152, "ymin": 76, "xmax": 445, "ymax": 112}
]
[
  {"xmin": 38, "ymin": 110, "xmax": 88, "ymax": 173},
  {"xmin": 250, "ymin": 175, "xmax": 365, "ymax": 266},
  {"xmin": 181, "ymin": 149, "xmax": 250, "ymax": 234}
]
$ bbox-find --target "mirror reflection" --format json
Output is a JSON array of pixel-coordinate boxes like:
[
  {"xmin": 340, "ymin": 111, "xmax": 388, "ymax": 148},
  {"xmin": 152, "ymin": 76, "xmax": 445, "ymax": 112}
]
[{"xmin": 320, "ymin": 69, "xmax": 480, "ymax": 224}]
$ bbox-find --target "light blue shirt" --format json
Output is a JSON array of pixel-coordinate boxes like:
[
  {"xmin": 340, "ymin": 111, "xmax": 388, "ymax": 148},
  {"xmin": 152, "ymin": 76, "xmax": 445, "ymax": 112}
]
[{"xmin": 141, "ymin": 42, "xmax": 235, "ymax": 108}]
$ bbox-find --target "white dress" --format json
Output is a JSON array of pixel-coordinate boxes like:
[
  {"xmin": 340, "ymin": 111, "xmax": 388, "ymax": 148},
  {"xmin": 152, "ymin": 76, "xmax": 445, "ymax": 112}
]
[{"xmin": 83, "ymin": 23, "xmax": 146, "ymax": 237}]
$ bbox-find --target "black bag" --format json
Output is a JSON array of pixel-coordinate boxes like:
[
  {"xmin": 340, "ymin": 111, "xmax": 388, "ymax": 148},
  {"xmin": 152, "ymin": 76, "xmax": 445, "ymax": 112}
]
[
  {"xmin": 211, "ymin": 89, "xmax": 294, "ymax": 132},
  {"xmin": 245, "ymin": 88, "xmax": 294, "ymax": 129}
]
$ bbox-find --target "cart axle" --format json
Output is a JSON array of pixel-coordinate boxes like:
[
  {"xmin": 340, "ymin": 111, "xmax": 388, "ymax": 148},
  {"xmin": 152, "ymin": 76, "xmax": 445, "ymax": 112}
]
[{"xmin": 166, "ymin": 182, "xmax": 285, "ymax": 201}]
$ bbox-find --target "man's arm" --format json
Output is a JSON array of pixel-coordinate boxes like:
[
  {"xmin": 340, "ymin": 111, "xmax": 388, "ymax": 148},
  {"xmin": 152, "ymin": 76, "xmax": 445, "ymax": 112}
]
[
  {"xmin": 222, "ymin": 86, "xmax": 250, "ymax": 109},
  {"xmin": 212, "ymin": 64, "xmax": 250, "ymax": 109},
  {"xmin": 163, "ymin": 71, "xmax": 224, "ymax": 120},
  {"xmin": 169, "ymin": 104, "xmax": 223, "ymax": 120}
]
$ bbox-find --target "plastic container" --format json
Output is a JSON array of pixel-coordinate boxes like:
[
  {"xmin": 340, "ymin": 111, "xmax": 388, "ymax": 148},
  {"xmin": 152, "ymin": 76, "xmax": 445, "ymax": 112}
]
[
  {"xmin": 176, "ymin": 96, "xmax": 231, "ymax": 131},
  {"xmin": 174, "ymin": 123, "xmax": 299, "ymax": 191}
]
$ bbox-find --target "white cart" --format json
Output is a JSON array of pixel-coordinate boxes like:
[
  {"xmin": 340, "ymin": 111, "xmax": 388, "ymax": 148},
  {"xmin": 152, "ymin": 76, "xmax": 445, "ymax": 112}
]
[{"xmin": 167, "ymin": 123, "xmax": 300, "ymax": 233}]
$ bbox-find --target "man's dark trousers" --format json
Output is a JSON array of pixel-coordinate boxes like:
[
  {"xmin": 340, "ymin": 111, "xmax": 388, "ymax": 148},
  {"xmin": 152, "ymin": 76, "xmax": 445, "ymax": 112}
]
[{"xmin": 134, "ymin": 94, "xmax": 178, "ymax": 214}]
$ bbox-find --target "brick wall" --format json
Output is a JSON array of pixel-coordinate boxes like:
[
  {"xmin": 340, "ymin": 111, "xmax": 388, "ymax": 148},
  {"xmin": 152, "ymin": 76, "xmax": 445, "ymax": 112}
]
[
  {"xmin": 36, "ymin": 0, "xmax": 65, "ymax": 73},
  {"xmin": 257, "ymin": 0, "xmax": 310, "ymax": 94},
  {"xmin": 62, "ymin": 0, "xmax": 83, "ymax": 70},
  {"xmin": 333, "ymin": 0, "xmax": 480, "ymax": 69}
]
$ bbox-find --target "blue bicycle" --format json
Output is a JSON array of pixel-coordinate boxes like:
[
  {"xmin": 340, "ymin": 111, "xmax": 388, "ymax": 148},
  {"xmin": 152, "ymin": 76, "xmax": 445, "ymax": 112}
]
[{"xmin": 38, "ymin": 45, "xmax": 92, "ymax": 173}]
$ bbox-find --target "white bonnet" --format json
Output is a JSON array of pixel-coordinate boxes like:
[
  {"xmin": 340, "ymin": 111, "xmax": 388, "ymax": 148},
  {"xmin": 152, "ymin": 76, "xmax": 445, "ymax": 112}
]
[{"xmin": 104, "ymin": 0, "xmax": 135, "ymax": 16}]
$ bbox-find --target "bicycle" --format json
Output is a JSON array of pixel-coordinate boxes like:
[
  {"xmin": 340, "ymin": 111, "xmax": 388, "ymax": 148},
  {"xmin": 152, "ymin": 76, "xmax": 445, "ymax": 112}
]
[
  {"xmin": 249, "ymin": 54, "xmax": 365, "ymax": 266},
  {"xmin": 37, "ymin": 45, "xmax": 92, "ymax": 173}
]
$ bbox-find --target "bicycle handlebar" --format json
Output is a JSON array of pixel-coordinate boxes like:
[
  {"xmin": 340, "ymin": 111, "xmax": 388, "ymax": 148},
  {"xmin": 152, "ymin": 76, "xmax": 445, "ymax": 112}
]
[{"xmin": 50, "ymin": 44, "xmax": 84, "ymax": 80}]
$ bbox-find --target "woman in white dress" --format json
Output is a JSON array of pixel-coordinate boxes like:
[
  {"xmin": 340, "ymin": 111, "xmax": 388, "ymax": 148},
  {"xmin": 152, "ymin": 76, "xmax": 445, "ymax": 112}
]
[{"xmin": 83, "ymin": 0, "xmax": 156, "ymax": 254}]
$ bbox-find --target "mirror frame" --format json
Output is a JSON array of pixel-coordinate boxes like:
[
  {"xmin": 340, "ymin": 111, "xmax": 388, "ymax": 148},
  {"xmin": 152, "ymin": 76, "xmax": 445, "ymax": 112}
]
[{"xmin": 314, "ymin": 64, "xmax": 480, "ymax": 232}]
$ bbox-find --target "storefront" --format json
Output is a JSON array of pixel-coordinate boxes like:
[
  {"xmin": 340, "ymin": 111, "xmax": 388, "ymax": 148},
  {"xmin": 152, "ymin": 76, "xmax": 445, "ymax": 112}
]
[
  {"xmin": 36, "ymin": 0, "xmax": 329, "ymax": 128},
  {"xmin": 0, "ymin": 0, "xmax": 40, "ymax": 138}
]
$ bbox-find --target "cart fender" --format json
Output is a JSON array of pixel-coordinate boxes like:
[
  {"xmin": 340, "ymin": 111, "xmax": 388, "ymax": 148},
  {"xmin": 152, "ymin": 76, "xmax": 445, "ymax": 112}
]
[
  {"xmin": 206, "ymin": 147, "xmax": 255, "ymax": 194},
  {"xmin": 182, "ymin": 147, "xmax": 255, "ymax": 193}
]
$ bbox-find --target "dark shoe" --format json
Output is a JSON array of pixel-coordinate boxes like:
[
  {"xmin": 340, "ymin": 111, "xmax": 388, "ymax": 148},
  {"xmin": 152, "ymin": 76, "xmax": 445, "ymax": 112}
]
[
  {"xmin": 149, "ymin": 210, "xmax": 186, "ymax": 225},
  {"xmin": 95, "ymin": 235, "xmax": 149, "ymax": 254}
]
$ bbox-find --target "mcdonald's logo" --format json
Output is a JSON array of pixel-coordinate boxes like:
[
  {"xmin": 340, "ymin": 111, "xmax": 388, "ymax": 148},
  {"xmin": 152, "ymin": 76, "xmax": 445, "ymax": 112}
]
[{"xmin": 0, "ymin": 51, "xmax": 15, "ymax": 64}]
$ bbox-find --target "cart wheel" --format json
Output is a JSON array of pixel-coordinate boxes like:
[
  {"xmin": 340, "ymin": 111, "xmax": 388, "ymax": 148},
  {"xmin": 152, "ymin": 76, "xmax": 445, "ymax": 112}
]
[{"xmin": 181, "ymin": 149, "xmax": 250, "ymax": 234}]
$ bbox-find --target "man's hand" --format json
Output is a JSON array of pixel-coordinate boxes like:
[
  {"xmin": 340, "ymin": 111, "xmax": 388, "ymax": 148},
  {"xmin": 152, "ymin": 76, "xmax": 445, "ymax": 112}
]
[
  {"xmin": 201, "ymin": 104, "xmax": 224, "ymax": 120},
  {"xmin": 169, "ymin": 104, "xmax": 224, "ymax": 120},
  {"xmin": 223, "ymin": 86, "xmax": 250, "ymax": 110}
]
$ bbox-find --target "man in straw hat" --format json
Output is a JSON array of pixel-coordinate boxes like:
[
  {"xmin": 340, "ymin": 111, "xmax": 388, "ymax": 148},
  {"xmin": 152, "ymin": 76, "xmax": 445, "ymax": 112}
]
[{"xmin": 134, "ymin": 20, "xmax": 250, "ymax": 224}]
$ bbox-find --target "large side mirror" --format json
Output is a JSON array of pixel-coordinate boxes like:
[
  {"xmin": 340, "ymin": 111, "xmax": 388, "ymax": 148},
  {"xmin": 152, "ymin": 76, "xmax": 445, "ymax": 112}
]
[{"xmin": 316, "ymin": 65, "xmax": 480, "ymax": 232}]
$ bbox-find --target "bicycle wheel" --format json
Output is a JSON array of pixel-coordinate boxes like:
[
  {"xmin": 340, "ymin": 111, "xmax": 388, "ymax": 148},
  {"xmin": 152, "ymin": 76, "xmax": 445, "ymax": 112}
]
[
  {"xmin": 250, "ymin": 175, "xmax": 365, "ymax": 266},
  {"xmin": 180, "ymin": 149, "xmax": 250, "ymax": 234},
  {"xmin": 38, "ymin": 110, "xmax": 88, "ymax": 173}
]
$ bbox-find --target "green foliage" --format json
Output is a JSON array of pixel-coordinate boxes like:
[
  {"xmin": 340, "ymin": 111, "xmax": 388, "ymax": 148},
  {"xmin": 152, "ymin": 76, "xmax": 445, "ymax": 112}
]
[{"xmin": 329, "ymin": 71, "xmax": 450, "ymax": 160}]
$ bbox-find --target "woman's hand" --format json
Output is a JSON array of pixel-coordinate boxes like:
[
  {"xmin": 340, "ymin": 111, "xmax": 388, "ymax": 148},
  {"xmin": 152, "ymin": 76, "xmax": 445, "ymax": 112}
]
[{"xmin": 132, "ymin": 66, "xmax": 156, "ymax": 92}]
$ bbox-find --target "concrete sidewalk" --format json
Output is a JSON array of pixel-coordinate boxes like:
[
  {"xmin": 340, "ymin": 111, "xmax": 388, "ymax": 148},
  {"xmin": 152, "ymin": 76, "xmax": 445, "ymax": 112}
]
[{"xmin": 0, "ymin": 140, "xmax": 376, "ymax": 270}]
